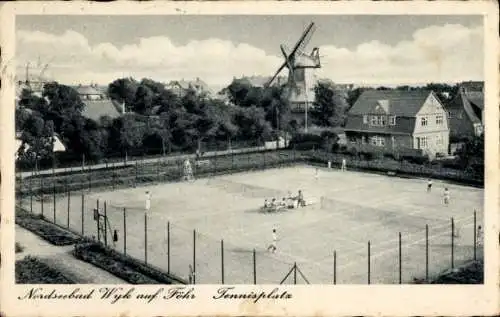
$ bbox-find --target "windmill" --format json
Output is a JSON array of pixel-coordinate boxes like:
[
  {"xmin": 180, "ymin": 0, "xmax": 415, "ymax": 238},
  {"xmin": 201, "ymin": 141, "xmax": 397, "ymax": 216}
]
[{"xmin": 266, "ymin": 22, "xmax": 321, "ymax": 132}]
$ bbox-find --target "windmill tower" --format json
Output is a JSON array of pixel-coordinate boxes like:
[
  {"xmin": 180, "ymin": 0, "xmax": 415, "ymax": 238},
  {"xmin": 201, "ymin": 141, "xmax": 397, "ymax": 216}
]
[{"xmin": 266, "ymin": 22, "xmax": 321, "ymax": 132}]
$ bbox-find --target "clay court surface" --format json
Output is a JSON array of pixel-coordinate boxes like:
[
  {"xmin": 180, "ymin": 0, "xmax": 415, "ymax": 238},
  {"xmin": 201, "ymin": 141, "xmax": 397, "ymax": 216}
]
[{"xmin": 24, "ymin": 165, "xmax": 483, "ymax": 284}]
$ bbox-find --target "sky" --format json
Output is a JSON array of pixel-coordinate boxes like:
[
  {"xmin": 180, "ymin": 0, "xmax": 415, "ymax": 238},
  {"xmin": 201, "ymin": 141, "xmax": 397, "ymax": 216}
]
[{"xmin": 16, "ymin": 15, "xmax": 483, "ymax": 90}]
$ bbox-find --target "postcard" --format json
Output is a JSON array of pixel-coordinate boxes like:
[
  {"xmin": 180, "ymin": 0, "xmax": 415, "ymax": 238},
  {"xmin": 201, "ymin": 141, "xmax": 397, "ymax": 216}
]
[{"xmin": 0, "ymin": 1, "xmax": 498, "ymax": 316}]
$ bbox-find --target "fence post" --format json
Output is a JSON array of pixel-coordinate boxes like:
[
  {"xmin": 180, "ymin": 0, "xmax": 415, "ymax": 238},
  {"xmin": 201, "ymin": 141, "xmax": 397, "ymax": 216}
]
[
  {"xmin": 81, "ymin": 193, "xmax": 85, "ymax": 235},
  {"xmin": 425, "ymin": 224, "xmax": 429, "ymax": 282},
  {"xmin": 82, "ymin": 153, "xmax": 85, "ymax": 171},
  {"xmin": 67, "ymin": 184, "xmax": 70, "ymax": 229},
  {"xmin": 293, "ymin": 262, "xmax": 297, "ymax": 285},
  {"xmin": 399, "ymin": 232, "xmax": 402, "ymax": 284},
  {"xmin": 167, "ymin": 221, "xmax": 170, "ymax": 274},
  {"xmin": 157, "ymin": 158, "xmax": 160, "ymax": 182},
  {"xmin": 96, "ymin": 199, "xmax": 100, "ymax": 242},
  {"xmin": 253, "ymin": 248, "xmax": 257, "ymax": 284},
  {"xmin": 333, "ymin": 250, "xmax": 337, "ymax": 285},
  {"xmin": 29, "ymin": 172, "xmax": 33, "ymax": 213},
  {"xmin": 231, "ymin": 150, "xmax": 234, "ymax": 171},
  {"xmin": 104, "ymin": 201, "xmax": 108, "ymax": 247},
  {"xmin": 451, "ymin": 217, "xmax": 454, "ymax": 269},
  {"xmin": 193, "ymin": 229, "xmax": 196, "ymax": 284},
  {"xmin": 89, "ymin": 164, "xmax": 92, "ymax": 191},
  {"xmin": 221, "ymin": 239, "xmax": 225, "ymax": 284},
  {"xmin": 144, "ymin": 212, "xmax": 148, "ymax": 264},
  {"xmin": 368, "ymin": 241, "xmax": 371, "ymax": 285},
  {"xmin": 473, "ymin": 210, "xmax": 477, "ymax": 261},
  {"xmin": 135, "ymin": 161, "xmax": 138, "ymax": 187},
  {"xmin": 41, "ymin": 177, "xmax": 44, "ymax": 217},
  {"xmin": 53, "ymin": 181, "xmax": 56, "ymax": 224},
  {"xmin": 123, "ymin": 208, "xmax": 127, "ymax": 256}
]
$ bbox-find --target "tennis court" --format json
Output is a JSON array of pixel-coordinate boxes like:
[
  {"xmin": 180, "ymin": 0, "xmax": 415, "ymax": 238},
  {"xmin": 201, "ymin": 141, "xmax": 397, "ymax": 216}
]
[{"xmin": 25, "ymin": 164, "xmax": 484, "ymax": 284}]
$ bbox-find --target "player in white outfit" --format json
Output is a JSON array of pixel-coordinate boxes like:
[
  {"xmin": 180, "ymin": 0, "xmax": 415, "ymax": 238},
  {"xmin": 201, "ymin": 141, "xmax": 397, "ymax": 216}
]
[
  {"xmin": 443, "ymin": 188, "xmax": 450, "ymax": 206},
  {"xmin": 145, "ymin": 191, "xmax": 151, "ymax": 212},
  {"xmin": 267, "ymin": 229, "xmax": 278, "ymax": 253}
]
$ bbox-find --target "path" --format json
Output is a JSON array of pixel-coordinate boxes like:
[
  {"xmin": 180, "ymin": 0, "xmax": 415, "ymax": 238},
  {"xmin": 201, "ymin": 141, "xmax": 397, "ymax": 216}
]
[
  {"xmin": 15, "ymin": 225, "xmax": 126, "ymax": 284},
  {"xmin": 18, "ymin": 145, "xmax": 280, "ymax": 178}
]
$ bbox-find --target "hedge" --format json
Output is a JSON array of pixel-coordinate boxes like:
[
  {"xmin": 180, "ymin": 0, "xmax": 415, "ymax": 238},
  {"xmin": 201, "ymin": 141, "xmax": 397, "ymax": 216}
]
[
  {"xmin": 15, "ymin": 208, "xmax": 82, "ymax": 246},
  {"xmin": 16, "ymin": 256, "xmax": 76, "ymax": 284},
  {"xmin": 73, "ymin": 242, "xmax": 185, "ymax": 284}
]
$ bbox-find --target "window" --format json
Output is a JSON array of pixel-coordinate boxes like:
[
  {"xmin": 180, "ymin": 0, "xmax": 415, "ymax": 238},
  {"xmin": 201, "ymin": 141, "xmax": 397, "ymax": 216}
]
[
  {"xmin": 436, "ymin": 115, "xmax": 443, "ymax": 125},
  {"xmin": 389, "ymin": 116, "xmax": 396, "ymax": 125},
  {"xmin": 370, "ymin": 116, "xmax": 377, "ymax": 126},
  {"xmin": 371, "ymin": 136, "xmax": 385, "ymax": 147},
  {"xmin": 380, "ymin": 116, "xmax": 387, "ymax": 126},
  {"xmin": 447, "ymin": 111, "xmax": 451, "ymax": 119},
  {"xmin": 436, "ymin": 135, "xmax": 442, "ymax": 145},
  {"xmin": 363, "ymin": 115, "xmax": 368, "ymax": 124},
  {"xmin": 417, "ymin": 137, "xmax": 428, "ymax": 149},
  {"xmin": 421, "ymin": 117, "xmax": 428, "ymax": 126},
  {"xmin": 369, "ymin": 115, "xmax": 389, "ymax": 127}
]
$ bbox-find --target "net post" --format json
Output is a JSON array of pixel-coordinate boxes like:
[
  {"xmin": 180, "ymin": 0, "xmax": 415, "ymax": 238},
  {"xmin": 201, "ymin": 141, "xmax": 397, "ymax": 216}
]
[
  {"xmin": 451, "ymin": 217, "xmax": 454, "ymax": 269},
  {"xmin": 144, "ymin": 211, "xmax": 148, "ymax": 264},
  {"xmin": 473, "ymin": 210, "xmax": 477, "ymax": 261},
  {"xmin": 399, "ymin": 232, "xmax": 402, "ymax": 284},
  {"xmin": 253, "ymin": 249, "xmax": 257, "ymax": 284},
  {"xmin": 425, "ymin": 224, "xmax": 429, "ymax": 282},
  {"xmin": 221, "ymin": 239, "xmax": 225, "ymax": 284},
  {"xmin": 368, "ymin": 240, "xmax": 371, "ymax": 285},
  {"xmin": 167, "ymin": 221, "xmax": 170, "ymax": 274},
  {"xmin": 193, "ymin": 229, "xmax": 196, "ymax": 284},
  {"xmin": 123, "ymin": 208, "xmax": 127, "ymax": 256},
  {"xmin": 81, "ymin": 193, "xmax": 85, "ymax": 235},
  {"xmin": 333, "ymin": 250, "xmax": 337, "ymax": 285}
]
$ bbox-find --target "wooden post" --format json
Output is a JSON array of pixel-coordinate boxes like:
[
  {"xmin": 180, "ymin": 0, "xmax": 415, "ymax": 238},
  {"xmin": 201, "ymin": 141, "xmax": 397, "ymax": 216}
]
[
  {"xmin": 473, "ymin": 210, "xmax": 477, "ymax": 260},
  {"xmin": 221, "ymin": 239, "xmax": 225, "ymax": 284},
  {"xmin": 368, "ymin": 241, "xmax": 371, "ymax": 285},
  {"xmin": 144, "ymin": 212, "xmax": 148, "ymax": 264},
  {"xmin": 41, "ymin": 177, "xmax": 44, "ymax": 217},
  {"xmin": 293, "ymin": 262, "xmax": 297, "ymax": 285},
  {"xmin": 193, "ymin": 229, "xmax": 196, "ymax": 284},
  {"xmin": 167, "ymin": 221, "xmax": 170, "ymax": 274},
  {"xmin": 333, "ymin": 250, "xmax": 337, "ymax": 285},
  {"xmin": 425, "ymin": 224, "xmax": 429, "ymax": 282},
  {"xmin": 135, "ymin": 161, "xmax": 138, "ymax": 187},
  {"xmin": 451, "ymin": 217, "xmax": 454, "ymax": 269},
  {"xmin": 53, "ymin": 182, "xmax": 56, "ymax": 224},
  {"xmin": 81, "ymin": 193, "xmax": 85, "ymax": 235},
  {"xmin": 29, "ymin": 173, "xmax": 33, "ymax": 213},
  {"xmin": 399, "ymin": 232, "xmax": 402, "ymax": 284},
  {"xmin": 252, "ymin": 248, "xmax": 257, "ymax": 284},
  {"xmin": 96, "ymin": 199, "xmax": 100, "ymax": 242},
  {"xmin": 67, "ymin": 186, "xmax": 70, "ymax": 229},
  {"xmin": 123, "ymin": 208, "xmax": 127, "ymax": 256},
  {"xmin": 104, "ymin": 201, "xmax": 108, "ymax": 247}
]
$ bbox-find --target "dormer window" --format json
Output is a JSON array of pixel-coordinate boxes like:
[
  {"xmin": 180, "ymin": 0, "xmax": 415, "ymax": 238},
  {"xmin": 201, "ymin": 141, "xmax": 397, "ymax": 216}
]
[
  {"xmin": 389, "ymin": 116, "xmax": 396, "ymax": 125},
  {"xmin": 421, "ymin": 117, "xmax": 428, "ymax": 126},
  {"xmin": 363, "ymin": 115, "xmax": 368, "ymax": 124}
]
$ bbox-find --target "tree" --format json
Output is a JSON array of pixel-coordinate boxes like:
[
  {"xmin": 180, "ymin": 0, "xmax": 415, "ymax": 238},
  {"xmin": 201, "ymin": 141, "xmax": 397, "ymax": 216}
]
[
  {"xmin": 346, "ymin": 87, "xmax": 365, "ymax": 109},
  {"xmin": 107, "ymin": 78, "xmax": 139, "ymax": 110},
  {"xmin": 310, "ymin": 81, "xmax": 350, "ymax": 127}
]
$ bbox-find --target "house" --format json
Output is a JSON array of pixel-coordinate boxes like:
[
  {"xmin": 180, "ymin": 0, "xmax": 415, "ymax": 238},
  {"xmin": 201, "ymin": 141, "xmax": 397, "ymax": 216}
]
[
  {"xmin": 344, "ymin": 90, "xmax": 450, "ymax": 159},
  {"xmin": 166, "ymin": 78, "xmax": 212, "ymax": 97},
  {"xmin": 81, "ymin": 99, "xmax": 123, "ymax": 122},
  {"xmin": 15, "ymin": 132, "xmax": 66, "ymax": 160},
  {"xmin": 445, "ymin": 81, "xmax": 484, "ymax": 140},
  {"xmin": 76, "ymin": 84, "xmax": 107, "ymax": 100}
]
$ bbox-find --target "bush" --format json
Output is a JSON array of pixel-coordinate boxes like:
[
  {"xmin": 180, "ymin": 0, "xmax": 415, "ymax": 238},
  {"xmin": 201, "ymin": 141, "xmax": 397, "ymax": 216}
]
[
  {"xmin": 16, "ymin": 256, "xmax": 75, "ymax": 284},
  {"xmin": 15, "ymin": 208, "xmax": 81, "ymax": 246},
  {"xmin": 289, "ymin": 133, "xmax": 323, "ymax": 150},
  {"xmin": 73, "ymin": 242, "xmax": 185, "ymax": 284},
  {"xmin": 401, "ymin": 154, "xmax": 429, "ymax": 165},
  {"xmin": 15, "ymin": 242, "xmax": 24, "ymax": 253}
]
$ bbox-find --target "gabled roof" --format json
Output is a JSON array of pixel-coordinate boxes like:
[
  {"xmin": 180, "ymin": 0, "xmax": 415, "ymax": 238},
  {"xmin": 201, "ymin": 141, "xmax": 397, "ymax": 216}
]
[
  {"xmin": 81, "ymin": 99, "xmax": 121, "ymax": 122},
  {"xmin": 76, "ymin": 85, "xmax": 103, "ymax": 96},
  {"xmin": 348, "ymin": 90, "xmax": 432, "ymax": 117}
]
